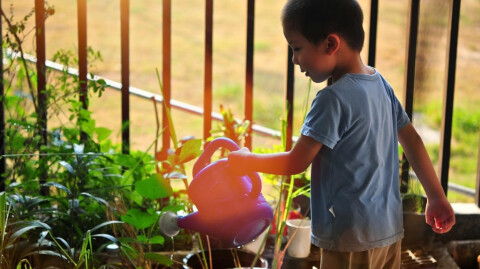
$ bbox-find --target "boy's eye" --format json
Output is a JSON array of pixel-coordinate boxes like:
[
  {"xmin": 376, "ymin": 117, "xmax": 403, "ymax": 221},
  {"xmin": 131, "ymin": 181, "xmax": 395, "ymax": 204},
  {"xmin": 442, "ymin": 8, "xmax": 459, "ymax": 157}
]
[{"xmin": 292, "ymin": 47, "xmax": 300, "ymax": 52}]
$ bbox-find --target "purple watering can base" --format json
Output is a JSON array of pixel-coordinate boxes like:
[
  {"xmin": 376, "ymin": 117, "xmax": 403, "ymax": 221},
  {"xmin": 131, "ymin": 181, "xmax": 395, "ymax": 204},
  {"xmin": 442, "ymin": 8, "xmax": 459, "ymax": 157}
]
[{"xmin": 158, "ymin": 137, "xmax": 273, "ymax": 247}]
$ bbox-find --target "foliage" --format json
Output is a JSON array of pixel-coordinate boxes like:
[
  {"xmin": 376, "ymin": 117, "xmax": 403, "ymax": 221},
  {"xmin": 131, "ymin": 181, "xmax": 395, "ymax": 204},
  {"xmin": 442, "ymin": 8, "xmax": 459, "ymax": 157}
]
[
  {"xmin": 0, "ymin": 192, "xmax": 51, "ymax": 269},
  {"xmin": 1, "ymin": 4, "xmax": 176, "ymax": 268},
  {"xmin": 100, "ymin": 69, "xmax": 203, "ymax": 268},
  {"xmin": 210, "ymin": 104, "xmax": 250, "ymax": 151}
]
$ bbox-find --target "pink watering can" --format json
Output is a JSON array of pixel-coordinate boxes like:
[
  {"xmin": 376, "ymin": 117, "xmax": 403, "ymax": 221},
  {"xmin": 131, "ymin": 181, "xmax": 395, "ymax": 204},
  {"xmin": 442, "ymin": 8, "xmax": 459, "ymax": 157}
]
[{"xmin": 159, "ymin": 137, "xmax": 273, "ymax": 247}]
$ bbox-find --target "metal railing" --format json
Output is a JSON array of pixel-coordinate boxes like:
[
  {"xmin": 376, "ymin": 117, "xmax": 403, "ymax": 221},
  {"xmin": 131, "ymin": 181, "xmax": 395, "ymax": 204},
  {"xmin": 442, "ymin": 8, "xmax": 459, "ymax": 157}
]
[{"xmin": 1, "ymin": 0, "xmax": 478, "ymax": 206}]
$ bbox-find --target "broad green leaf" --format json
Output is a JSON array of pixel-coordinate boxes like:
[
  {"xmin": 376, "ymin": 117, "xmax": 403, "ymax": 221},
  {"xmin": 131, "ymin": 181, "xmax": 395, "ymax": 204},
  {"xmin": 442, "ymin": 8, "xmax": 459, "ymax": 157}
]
[
  {"xmin": 126, "ymin": 191, "xmax": 143, "ymax": 206},
  {"xmin": 95, "ymin": 127, "xmax": 112, "ymax": 142},
  {"xmin": 135, "ymin": 174, "xmax": 173, "ymax": 200},
  {"xmin": 137, "ymin": 235, "xmax": 148, "ymax": 243},
  {"xmin": 148, "ymin": 235, "xmax": 165, "ymax": 245},
  {"xmin": 177, "ymin": 139, "xmax": 202, "ymax": 164},
  {"xmin": 80, "ymin": 118, "xmax": 95, "ymax": 137},
  {"xmin": 121, "ymin": 209, "xmax": 157, "ymax": 230},
  {"xmin": 144, "ymin": 252, "xmax": 173, "ymax": 266},
  {"xmin": 115, "ymin": 154, "xmax": 138, "ymax": 168},
  {"xmin": 161, "ymin": 205, "xmax": 186, "ymax": 213}
]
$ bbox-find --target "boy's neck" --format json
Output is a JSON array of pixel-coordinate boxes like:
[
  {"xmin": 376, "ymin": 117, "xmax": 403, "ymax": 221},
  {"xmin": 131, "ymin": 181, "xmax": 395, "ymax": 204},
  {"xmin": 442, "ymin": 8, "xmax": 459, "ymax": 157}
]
[{"xmin": 331, "ymin": 50, "xmax": 373, "ymax": 83}]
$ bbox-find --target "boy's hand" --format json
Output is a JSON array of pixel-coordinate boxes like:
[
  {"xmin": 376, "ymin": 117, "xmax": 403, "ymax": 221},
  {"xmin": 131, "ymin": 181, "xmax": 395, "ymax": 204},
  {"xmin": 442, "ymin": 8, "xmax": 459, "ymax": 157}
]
[
  {"xmin": 227, "ymin": 147, "xmax": 251, "ymax": 176},
  {"xmin": 425, "ymin": 197, "xmax": 455, "ymax": 234}
]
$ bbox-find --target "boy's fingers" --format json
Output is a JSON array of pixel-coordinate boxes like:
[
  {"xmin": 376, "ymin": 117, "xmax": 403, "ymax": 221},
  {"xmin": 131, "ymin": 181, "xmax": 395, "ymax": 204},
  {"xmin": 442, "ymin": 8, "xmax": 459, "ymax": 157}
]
[
  {"xmin": 425, "ymin": 215, "xmax": 435, "ymax": 228},
  {"xmin": 431, "ymin": 216, "xmax": 455, "ymax": 234}
]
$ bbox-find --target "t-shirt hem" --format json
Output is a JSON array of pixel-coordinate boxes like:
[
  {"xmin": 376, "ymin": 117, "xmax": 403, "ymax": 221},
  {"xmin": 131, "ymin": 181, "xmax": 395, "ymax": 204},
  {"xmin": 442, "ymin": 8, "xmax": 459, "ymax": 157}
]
[{"xmin": 311, "ymin": 231, "xmax": 404, "ymax": 252}]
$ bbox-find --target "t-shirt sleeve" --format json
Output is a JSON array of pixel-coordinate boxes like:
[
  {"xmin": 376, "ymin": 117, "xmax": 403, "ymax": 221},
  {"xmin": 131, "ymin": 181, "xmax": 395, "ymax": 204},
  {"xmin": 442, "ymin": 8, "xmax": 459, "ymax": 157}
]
[
  {"xmin": 382, "ymin": 77, "xmax": 410, "ymax": 129},
  {"xmin": 301, "ymin": 90, "xmax": 345, "ymax": 149},
  {"xmin": 393, "ymin": 95, "xmax": 410, "ymax": 129}
]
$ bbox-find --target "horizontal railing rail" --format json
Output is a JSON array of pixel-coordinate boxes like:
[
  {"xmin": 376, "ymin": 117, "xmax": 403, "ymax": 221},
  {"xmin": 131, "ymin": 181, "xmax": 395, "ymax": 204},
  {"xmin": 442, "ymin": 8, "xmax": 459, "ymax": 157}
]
[{"xmin": 5, "ymin": 49, "xmax": 289, "ymax": 141}]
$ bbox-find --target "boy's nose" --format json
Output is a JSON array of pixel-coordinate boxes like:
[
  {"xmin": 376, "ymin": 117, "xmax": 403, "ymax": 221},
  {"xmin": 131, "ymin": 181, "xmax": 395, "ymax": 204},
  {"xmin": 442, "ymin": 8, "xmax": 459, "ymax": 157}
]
[{"xmin": 291, "ymin": 54, "xmax": 299, "ymax": 65}]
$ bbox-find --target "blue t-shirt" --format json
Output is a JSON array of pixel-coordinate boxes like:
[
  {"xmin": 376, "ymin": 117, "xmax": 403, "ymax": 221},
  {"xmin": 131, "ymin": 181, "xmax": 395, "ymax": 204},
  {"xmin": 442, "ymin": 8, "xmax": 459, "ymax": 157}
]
[{"xmin": 301, "ymin": 69, "xmax": 410, "ymax": 252}]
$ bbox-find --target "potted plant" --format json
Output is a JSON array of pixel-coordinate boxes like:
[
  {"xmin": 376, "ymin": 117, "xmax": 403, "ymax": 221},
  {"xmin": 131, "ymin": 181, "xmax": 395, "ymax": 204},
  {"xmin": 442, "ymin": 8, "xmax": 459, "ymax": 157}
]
[{"xmin": 401, "ymin": 182, "xmax": 435, "ymax": 249}]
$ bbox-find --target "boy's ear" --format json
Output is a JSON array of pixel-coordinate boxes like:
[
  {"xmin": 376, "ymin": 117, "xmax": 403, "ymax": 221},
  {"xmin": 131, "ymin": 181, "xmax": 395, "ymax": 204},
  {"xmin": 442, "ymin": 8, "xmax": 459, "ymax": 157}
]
[{"xmin": 325, "ymin": 34, "xmax": 340, "ymax": 55}]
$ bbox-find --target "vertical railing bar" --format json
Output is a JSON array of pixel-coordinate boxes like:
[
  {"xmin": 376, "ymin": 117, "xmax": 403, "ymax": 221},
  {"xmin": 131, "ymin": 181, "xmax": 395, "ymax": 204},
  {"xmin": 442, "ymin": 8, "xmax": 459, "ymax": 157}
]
[
  {"xmin": 77, "ymin": 0, "xmax": 88, "ymax": 110},
  {"xmin": 439, "ymin": 0, "xmax": 461, "ymax": 195},
  {"xmin": 0, "ymin": 0, "xmax": 5, "ymax": 191},
  {"xmin": 162, "ymin": 0, "xmax": 171, "ymax": 152},
  {"xmin": 204, "ymin": 0, "xmax": 213, "ymax": 143},
  {"xmin": 403, "ymin": 0, "xmax": 419, "ymax": 127},
  {"xmin": 120, "ymin": 0, "xmax": 130, "ymax": 154},
  {"xmin": 476, "ymin": 134, "xmax": 480, "ymax": 207},
  {"xmin": 367, "ymin": 0, "xmax": 378, "ymax": 67},
  {"xmin": 35, "ymin": 0, "xmax": 48, "ymax": 194},
  {"xmin": 400, "ymin": 0, "xmax": 420, "ymax": 192},
  {"xmin": 285, "ymin": 48, "xmax": 294, "ymax": 152},
  {"xmin": 244, "ymin": 0, "xmax": 255, "ymax": 149}
]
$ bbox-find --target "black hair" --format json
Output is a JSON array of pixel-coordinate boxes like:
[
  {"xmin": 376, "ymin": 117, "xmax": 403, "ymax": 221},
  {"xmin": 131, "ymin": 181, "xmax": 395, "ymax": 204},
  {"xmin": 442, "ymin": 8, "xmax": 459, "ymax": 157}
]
[{"xmin": 282, "ymin": 0, "xmax": 365, "ymax": 51}]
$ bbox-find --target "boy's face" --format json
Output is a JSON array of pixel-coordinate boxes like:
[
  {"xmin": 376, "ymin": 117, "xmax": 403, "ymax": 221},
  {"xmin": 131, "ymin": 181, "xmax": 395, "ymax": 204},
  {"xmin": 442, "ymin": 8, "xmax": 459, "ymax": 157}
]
[{"xmin": 283, "ymin": 27, "xmax": 335, "ymax": 83}]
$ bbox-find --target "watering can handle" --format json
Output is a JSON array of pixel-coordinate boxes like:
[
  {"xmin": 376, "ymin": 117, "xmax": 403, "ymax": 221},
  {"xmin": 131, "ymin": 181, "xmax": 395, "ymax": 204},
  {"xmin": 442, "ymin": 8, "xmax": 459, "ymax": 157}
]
[{"xmin": 193, "ymin": 137, "xmax": 262, "ymax": 198}]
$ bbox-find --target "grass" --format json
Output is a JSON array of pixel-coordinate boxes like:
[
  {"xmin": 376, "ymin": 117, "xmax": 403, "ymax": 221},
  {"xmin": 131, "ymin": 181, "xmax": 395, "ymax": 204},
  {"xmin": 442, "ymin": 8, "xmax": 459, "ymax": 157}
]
[{"xmin": 2, "ymin": 0, "xmax": 479, "ymax": 202}]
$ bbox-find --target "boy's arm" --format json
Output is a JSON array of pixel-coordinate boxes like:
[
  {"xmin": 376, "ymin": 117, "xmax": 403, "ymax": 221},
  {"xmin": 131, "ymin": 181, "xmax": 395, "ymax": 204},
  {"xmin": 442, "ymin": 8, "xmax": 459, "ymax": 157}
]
[
  {"xmin": 227, "ymin": 134, "xmax": 322, "ymax": 176},
  {"xmin": 398, "ymin": 123, "xmax": 455, "ymax": 233}
]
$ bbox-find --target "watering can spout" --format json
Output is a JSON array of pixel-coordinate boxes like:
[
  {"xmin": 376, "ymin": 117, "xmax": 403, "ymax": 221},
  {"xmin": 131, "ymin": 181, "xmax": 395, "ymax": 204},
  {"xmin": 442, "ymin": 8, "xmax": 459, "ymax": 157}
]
[
  {"xmin": 159, "ymin": 211, "xmax": 213, "ymax": 238},
  {"xmin": 158, "ymin": 138, "xmax": 273, "ymax": 248}
]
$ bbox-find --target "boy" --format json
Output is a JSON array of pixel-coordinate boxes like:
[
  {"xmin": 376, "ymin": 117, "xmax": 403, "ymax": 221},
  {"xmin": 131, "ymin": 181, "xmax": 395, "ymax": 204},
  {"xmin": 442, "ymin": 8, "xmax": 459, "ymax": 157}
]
[{"xmin": 227, "ymin": 0, "xmax": 455, "ymax": 267}]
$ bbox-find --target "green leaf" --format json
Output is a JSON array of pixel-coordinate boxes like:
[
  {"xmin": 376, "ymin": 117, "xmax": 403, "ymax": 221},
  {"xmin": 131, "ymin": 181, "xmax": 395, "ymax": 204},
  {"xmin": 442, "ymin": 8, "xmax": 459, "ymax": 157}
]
[
  {"xmin": 90, "ymin": 220, "xmax": 123, "ymax": 233},
  {"xmin": 91, "ymin": 234, "xmax": 119, "ymax": 245},
  {"xmin": 0, "ymin": 193, "xmax": 7, "ymax": 239},
  {"xmin": 80, "ymin": 118, "xmax": 95, "ymax": 137},
  {"xmin": 137, "ymin": 235, "xmax": 148, "ymax": 243},
  {"xmin": 127, "ymin": 191, "xmax": 143, "ymax": 206},
  {"xmin": 121, "ymin": 209, "xmax": 157, "ymax": 230},
  {"xmin": 161, "ymin": 204, "xmax": 186, "ymax": 213},
  {"xmin": 148, "ymin": 235, "xmax": 165, "ymax": 245},
  {"xmin": 135, "ymin": 174, "xmax": 173, "ymax": 200},
  {"xmin": 177, "ymin": 139, "xmax": 202, "ymax": 164},
  {"xmin": 9, "ymin": 221, "xmax": 51, "ymax": 245},
  {"xmin": 41, "ymin": 182, "xmax": 72, "ymax": 195},
  {"xmin": 95, "ymin": 127, "xmax": 112, "ymax": 142},
  {"xmin": 115, "ymin": 154, "xmax": 138, "ymax": 168},
  {"xmin": 80, "ymin": 192, "xmax": 108, "ymax": 206},
  {"xmin": 144, "ymin": 252, "xmax": 173, "ymax": 266},
  {"xmin": 58, "ymin": 161, "xmax": 74, "ymax": 175}
]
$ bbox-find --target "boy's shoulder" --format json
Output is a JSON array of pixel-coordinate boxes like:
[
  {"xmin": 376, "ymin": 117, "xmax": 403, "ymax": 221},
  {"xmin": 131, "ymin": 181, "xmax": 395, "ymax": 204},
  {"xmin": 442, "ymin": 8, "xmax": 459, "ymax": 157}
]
[{"xmin": 330, "ymin": 69, "xmax": 381, "ymax": 90}]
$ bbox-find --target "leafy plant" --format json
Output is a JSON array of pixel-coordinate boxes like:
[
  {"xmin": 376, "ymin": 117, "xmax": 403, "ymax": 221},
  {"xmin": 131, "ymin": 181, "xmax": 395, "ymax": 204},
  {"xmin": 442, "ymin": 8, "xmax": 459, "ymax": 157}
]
[
  {"xmin": 100, "ymin": 70, "xmax": 203, "ymax": 268},
  {"xmin": 0, "ymin": 192, "xmax": 51, "ymax": 269},
  {"xmin": 210, "ymin": 104, "xmax": 250, "ymax": 151}
]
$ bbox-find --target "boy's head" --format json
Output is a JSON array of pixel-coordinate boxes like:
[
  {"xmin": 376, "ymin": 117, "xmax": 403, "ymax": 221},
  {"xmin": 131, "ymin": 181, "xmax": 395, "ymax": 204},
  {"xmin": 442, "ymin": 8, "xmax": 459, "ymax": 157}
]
[{"xmin": 282, "ymin": 0, "xmax": 365, "ymax": 52}]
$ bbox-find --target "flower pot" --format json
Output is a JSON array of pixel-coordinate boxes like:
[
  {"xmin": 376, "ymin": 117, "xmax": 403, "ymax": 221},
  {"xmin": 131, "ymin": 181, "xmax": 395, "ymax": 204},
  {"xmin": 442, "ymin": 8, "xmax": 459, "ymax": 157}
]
[
  {"xmin": 402, "ymin": 194, "xmax": 435, "ymax": 248},
  {"xmin": 183, "ymin": 249, "xmax": 268, "ymax": 269},
  {"xmin": 286, "ymin": 219, "xmax": 312, "ymax": 258},
  {"xmin": 242, "ymin": 226, "xmax": 269, "ymax": 255}
]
